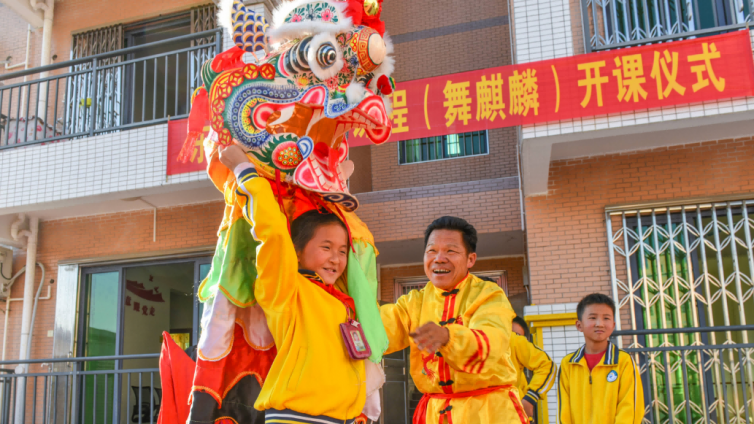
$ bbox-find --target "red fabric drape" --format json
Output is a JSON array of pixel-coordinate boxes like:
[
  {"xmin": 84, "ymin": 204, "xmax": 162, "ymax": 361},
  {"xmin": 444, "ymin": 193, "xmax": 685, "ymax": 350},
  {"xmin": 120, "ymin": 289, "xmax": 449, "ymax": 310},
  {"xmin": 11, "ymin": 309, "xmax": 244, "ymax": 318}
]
[{"xmin": 157, "ymin": 332, "xmax": 195, "ymax": 424}]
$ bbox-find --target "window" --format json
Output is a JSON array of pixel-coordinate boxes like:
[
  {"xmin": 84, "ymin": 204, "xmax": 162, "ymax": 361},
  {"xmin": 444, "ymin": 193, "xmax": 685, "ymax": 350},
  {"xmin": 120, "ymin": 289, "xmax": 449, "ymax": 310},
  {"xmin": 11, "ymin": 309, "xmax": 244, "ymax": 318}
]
[
  {"xmin": 606, "ymin": 199, "xmax": 754, "ymax": 424},
  {"xmin": 398, "ymin": 131, "xmax": 488, "ymax": 164}
]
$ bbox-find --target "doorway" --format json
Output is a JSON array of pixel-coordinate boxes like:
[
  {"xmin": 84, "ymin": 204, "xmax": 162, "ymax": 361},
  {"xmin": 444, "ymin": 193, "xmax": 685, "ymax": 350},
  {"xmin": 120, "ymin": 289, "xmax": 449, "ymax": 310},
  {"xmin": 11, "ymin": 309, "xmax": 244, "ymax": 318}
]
[{"xmin": 78, "ymin": 257, "xmax": 210, "ymax": 424}]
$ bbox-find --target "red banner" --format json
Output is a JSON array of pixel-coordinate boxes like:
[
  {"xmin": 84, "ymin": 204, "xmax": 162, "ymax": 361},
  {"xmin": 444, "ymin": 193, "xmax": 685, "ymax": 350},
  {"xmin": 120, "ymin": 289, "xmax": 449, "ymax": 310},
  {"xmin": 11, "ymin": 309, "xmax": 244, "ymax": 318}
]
[
  {"xmin": 167, "ymin": 118, "xmax": 206, "ymax": 175},
  {"xmin": 350, "ymin": 30, "xmax": 754, "ymax": 146}
]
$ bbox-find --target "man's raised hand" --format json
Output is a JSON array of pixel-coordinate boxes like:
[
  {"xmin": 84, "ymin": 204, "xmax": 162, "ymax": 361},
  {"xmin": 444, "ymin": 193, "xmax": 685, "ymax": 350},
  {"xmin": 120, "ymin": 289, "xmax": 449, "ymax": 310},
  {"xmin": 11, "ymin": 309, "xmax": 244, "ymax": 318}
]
[{"xmin": 410, "ymin": 322, "xmax": 450, "ymax": 353}]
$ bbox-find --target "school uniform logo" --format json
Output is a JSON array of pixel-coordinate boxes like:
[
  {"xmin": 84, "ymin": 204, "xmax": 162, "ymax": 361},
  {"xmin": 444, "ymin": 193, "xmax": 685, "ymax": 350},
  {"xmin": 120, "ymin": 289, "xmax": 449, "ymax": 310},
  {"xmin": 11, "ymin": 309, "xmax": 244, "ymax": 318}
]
[{"xmin": 607, "ymin": 370, "xmax": 618, "ymax": 382}]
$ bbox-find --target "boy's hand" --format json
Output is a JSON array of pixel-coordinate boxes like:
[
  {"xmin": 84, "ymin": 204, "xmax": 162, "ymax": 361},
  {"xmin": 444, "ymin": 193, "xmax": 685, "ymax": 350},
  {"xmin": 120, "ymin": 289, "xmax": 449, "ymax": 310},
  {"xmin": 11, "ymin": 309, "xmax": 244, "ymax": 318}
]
[
  {"xmin": 410, "ymin": 322, "xmax": 449, "ymax": 353},
  {"xmin": 218, "ymin": 144, "xmax": 250, "ymax": 172},
  {"xmin": 522, "ymin": 399, "xmax": 535, "ymax": 420}
]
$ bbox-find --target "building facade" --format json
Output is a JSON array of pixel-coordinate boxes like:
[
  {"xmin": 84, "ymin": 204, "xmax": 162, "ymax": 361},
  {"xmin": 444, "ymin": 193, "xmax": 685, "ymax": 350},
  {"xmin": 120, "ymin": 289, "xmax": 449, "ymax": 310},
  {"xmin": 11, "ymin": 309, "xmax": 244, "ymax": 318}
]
[
  {"xmin": 2, "ymin": 0, "xmax": 753, "ymax": 422},
  {"xmin": 514, "ymin": 0, "xmax": 754, "ymax": 423},
  {"xmin": 0, "ymin": 0, "xmax": 521, "ymax": 422}
]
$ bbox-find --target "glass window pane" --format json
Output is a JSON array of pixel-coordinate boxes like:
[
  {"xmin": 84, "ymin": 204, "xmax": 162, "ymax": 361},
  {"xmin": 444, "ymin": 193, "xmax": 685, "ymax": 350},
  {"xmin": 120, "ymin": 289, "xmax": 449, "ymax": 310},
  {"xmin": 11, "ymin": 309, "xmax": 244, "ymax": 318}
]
[
  {"xmin": 82, "ymin": 271, "xmax": 119, "ymax": 424},
  {"xmin": 83, "ymin": 272, "xmax": 119, "ymax": 360},
  {"xmin": 398, "ymin": 131, "xmax": 488, "ymax": 164},
  {"xmin": 447, "ymin": 134, "xmax": 460, "ymax": 156}
]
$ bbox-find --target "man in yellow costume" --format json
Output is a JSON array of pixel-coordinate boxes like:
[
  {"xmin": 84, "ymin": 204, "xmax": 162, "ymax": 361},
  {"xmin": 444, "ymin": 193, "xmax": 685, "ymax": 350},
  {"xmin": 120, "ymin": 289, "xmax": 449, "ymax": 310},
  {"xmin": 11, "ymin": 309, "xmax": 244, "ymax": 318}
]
[{"xmin": 380, "ymin": 216, "xmax": 528, "ymax": 424}]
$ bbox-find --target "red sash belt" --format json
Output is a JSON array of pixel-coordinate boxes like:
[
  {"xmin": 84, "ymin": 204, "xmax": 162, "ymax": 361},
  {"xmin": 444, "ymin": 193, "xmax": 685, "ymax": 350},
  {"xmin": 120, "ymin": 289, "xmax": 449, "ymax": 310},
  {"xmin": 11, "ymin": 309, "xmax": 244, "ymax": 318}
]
[{"xmin": 412, "ymin": 384, "xmax": 527, "ymax": 424}]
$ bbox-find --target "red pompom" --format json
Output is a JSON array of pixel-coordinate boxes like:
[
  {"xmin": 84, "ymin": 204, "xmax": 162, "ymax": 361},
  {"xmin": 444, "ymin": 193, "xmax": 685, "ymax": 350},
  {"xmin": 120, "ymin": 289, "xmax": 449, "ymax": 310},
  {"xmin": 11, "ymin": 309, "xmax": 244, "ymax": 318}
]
[{"xmin": 377, "ymin": 74, "xmax": 392, "ymax": 95}]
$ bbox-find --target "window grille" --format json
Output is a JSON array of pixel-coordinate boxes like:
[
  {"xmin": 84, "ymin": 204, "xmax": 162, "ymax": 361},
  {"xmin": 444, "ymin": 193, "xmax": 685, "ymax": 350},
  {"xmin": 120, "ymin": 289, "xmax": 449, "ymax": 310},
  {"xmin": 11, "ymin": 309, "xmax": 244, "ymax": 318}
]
[
  {"xmin": 398, "ymin": 131, "xmax": 487, "ymax": 164},
  {"xmin": 606, "ymin": 198, "xmax": 754, "ymax": 423},
  {"xmin": 68, "ymin": 25, "xmax": 125, "ymax": 135},
  {"xmin": 582, "ymin": 0, "xmax": 754, "ymax": 51}
]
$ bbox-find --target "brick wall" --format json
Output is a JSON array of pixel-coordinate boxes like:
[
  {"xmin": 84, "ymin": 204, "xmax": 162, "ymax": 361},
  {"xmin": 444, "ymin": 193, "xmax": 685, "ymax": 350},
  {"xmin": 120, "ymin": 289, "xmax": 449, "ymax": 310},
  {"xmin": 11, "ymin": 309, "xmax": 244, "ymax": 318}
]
[
  {"xmin": 568, "ymin": 0, "xmax": 585, "ymax": 55},
  {"xmin": 5, "ymin": 201, "xmax": 223, "ymax": 365},
  {"xmin": 525, "ymin": 136, "xmax": 754, "ymax": 304},
  {"xmin": 365, "ymin": 0, "xmax": 515, "ymax": 192},
  {"xmin": 359, "ymin": 187, "xmax": 521, "ymax": 243},
  {"xmin": 0, "ymin": 7, "xmax": 41, "ymax": 77},
  {"xmin": 4, "ymin": 184, "xmax": 522, "ymax": 360},
  {"xmin": 379, "ymin": 256, "xmax": 526, "ymax": 302},
  {"xmin": 370, "ymin": 128, "xmax": 519, "ymax": 192},
  {"xmin": 50, "ymin": 0, "xmax": 209, "ymax": 62}
]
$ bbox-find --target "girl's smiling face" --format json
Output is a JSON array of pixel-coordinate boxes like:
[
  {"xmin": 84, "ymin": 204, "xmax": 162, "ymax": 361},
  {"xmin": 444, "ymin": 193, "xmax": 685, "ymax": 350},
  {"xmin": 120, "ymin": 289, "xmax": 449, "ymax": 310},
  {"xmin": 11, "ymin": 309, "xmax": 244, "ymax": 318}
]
[{"xmin": 297, "ymin": 223, "xmax": 349, "ymax": 285}]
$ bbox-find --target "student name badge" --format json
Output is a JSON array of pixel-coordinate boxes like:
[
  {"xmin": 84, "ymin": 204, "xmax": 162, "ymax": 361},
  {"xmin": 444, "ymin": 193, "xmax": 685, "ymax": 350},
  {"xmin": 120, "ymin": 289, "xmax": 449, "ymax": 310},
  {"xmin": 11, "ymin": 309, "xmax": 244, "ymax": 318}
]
[
  {"xmin": 607, "ymin": 370, "xmax": 618, "ymax": 383},
  {"xmin": 340, "ymin": 319, "xmax": 372, "ymax": 360}
]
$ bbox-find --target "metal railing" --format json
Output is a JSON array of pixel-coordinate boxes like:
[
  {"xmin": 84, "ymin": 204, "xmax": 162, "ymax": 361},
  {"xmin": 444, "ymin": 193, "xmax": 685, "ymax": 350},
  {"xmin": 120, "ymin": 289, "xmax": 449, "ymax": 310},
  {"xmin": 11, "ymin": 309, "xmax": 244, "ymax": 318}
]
[
  {"xmin": 0, "ymin": 353, "xmax": 161, "ymax": 424},
  {"xmin": 581, "ymin": 0, "xmax": 754, "ymax": 51},
  {"xmin": 0, "ymin": 28, "xmax": 222, "ymax": 150},
  {"xmin": 613, "ymin": 326, "xmax": 754, "ymax": 424}
]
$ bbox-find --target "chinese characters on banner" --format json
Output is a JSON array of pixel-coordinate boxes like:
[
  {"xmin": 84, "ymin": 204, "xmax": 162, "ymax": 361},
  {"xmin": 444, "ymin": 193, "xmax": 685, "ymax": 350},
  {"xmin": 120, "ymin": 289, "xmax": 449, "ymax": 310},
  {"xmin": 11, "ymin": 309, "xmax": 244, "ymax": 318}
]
[
  {"xmin": 349, "ymin": 30, "xmax": 754, "ymax": 146},
  {"xmin": 167, "ymin": 118, "xmax": 207, "ymax": 175}
]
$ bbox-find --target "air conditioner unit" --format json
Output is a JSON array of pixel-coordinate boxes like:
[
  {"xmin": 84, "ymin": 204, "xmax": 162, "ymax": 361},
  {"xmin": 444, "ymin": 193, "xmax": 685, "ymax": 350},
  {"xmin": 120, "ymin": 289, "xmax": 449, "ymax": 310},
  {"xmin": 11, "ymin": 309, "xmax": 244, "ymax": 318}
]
[{"xmin": 0, "ymin": 246, "xmax": 12, "ymax": 300}]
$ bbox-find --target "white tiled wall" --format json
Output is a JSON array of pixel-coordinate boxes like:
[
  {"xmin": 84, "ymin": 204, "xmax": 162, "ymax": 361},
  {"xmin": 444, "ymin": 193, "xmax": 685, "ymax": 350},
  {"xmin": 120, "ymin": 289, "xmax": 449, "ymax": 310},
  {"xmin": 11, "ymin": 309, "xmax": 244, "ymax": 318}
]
[
  {"xmin": 524, "ymin": 303, "xmax": 584, "ymax": 424},
  {"xmin": 0, "ymin": 124, "xmax": 208, "ymax": 210},
  {"xmin": 513, "ymin": 2, "xmax": 754, "ymax": 141},
  {"xmin": 521, "ymin": 95, "xmax": 754, "ymax": 140},
  {"xmin": 513, "ymin": 0, "xmax": 575, "ymax": 64}
]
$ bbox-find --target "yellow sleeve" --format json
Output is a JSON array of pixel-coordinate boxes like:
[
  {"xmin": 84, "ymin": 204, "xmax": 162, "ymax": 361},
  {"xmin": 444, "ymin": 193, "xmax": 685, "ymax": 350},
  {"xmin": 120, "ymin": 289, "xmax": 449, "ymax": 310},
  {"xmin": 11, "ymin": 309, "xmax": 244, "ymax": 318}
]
[
  {"xmin": 616, "ymin": 353, "xmax": 645, "ymax": 424},
  {"xmin": 511, "ymin": 334, "xmax": 556, "ymax": 406},
  {"xmin": 557, "ymin": 360, "xmax": 572, "ymax": 424},
  {"xmin": 380, "ymin": 291, "xmax": 419, "ymax": 354},
  {"xmin": 438, "ymin": 288, "xmax": 514, "ymax": 374},
  {"xmin": 234, "ymin": 165, "xmax": 300, "ymax": 312}
]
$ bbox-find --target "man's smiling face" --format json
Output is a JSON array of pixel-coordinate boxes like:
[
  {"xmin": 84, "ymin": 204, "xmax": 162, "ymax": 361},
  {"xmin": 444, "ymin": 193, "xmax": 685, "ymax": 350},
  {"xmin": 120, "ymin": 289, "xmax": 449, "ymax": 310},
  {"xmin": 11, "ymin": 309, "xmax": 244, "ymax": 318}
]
[{"xmin": 424, "ymin": 229, "xmax": 477, "ymax": 291}]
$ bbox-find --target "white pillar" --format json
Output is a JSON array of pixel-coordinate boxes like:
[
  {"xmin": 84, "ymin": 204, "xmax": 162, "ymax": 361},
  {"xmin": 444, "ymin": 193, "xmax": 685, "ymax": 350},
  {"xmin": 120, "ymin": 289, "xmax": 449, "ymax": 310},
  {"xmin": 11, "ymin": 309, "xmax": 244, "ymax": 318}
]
[
  {"xmin": 14, "ymin": 216, "xmax": 38, "ymax": 424},
  {"xmin": 36, "ymin": 1, "xmax": 54, "ymax": 119}
]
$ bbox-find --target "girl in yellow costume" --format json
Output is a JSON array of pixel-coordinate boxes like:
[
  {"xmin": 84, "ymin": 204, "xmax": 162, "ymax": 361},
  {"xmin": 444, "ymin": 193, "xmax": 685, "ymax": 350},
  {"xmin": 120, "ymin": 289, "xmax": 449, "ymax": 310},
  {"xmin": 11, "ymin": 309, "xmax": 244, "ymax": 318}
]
[
  {"xmin": 165, "ymin": 0, "xmax": 394, "ymax": 421},
  {"xmin": 218, "ymin": 144, "xmax": 375, "ymax": 424}
]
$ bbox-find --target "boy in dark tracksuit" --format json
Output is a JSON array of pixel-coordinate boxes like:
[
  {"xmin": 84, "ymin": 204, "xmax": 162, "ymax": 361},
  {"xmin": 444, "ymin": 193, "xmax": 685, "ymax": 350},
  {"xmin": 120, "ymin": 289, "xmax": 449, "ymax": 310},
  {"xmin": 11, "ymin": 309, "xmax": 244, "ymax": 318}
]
[{"xmin": 558, "ymin": 294, "xmax": 644, "ymax": 424}]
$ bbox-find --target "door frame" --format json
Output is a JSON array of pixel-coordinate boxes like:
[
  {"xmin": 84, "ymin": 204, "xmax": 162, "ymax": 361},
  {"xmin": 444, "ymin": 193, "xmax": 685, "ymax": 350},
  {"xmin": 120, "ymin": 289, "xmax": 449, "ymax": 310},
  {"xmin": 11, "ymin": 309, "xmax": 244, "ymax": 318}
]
[
  {"xmin": 75, "ymin": 255, "xmax": 211, "ymax": 423},
  {"xmin": 76, "ymin": 256, "xmax": 212, "ymax": 358}
]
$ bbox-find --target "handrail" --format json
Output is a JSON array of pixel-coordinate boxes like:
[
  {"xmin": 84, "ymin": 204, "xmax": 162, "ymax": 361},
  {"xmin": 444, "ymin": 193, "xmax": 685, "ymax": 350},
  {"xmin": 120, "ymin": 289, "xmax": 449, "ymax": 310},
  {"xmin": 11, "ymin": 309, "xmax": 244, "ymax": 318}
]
[
  {"xmin": 613, "ymin": 324, "xmax": 754, "ymax": 336},
  {"xmin": 0, "ymin": 353, "xmax": 160, "ymax": 366},
  {"xmin": 623, "ymin": 342, "xmax": 754, "ymax": 353},
  {"xmin": 0, "ymin": 26, "xmax": 222, "ymax": 150},
  {"xmin": 0, "ymin": 28, "xmax": 222, "ymax": 82}
]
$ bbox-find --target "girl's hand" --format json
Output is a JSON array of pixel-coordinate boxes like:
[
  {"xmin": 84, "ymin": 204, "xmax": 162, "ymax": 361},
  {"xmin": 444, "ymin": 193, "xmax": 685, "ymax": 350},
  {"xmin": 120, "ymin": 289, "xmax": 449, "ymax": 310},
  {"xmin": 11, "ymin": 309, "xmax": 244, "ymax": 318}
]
[{"xmin": 218, "ymin": 144, "xmax": 250, "ymax": 172}]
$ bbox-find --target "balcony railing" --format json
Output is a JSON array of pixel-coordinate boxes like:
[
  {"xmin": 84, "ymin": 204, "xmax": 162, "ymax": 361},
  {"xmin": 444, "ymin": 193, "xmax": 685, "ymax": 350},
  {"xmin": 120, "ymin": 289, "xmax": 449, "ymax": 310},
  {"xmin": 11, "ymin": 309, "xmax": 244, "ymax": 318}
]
[
  {"xmin": 0, "ymin": 28, "xmax": 222, "ymax": 151},
  {"xmin": 613, "ymin": 325, "xmax": 754, "ymax": 424},
  {"xmin": 0, "ymin": 353, "xmax": 161, "ymax": 424},
  {"xmin": 581, "ymin": 0, "xmax": 754, "ymax": 51}
]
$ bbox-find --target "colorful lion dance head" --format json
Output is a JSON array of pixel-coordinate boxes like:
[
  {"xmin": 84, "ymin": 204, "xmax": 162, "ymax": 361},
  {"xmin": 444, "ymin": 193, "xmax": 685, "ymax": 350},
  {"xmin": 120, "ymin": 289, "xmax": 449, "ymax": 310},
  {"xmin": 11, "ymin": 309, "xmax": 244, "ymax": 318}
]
[{"xmin": 181, "ymin": 0, "xmax": 394, "ymax": 212}]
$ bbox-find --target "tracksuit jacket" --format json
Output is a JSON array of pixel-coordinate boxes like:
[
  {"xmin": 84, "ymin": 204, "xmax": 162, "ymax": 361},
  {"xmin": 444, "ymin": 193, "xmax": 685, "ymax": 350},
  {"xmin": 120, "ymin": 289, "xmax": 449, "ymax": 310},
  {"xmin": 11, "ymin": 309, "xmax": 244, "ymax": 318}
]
[
  {"xmin": 509, "ymin": 333, "xmax": 556, "ymax": 407},
  {"xmin": 558, "ymin": 342, "xmax": 645, "ymax": 424}
]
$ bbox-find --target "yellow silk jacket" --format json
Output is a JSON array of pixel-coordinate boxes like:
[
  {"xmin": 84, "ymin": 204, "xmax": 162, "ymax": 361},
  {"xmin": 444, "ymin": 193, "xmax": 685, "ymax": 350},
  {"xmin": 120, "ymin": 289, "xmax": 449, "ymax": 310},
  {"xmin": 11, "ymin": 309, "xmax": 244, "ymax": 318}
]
[
  {"xmin": 234, "ymin": 166, "xmax": 366, "ymax": 420},
  {"xmin": 381, "ymin": 274, "xmax": 523, "ymax": 423}
]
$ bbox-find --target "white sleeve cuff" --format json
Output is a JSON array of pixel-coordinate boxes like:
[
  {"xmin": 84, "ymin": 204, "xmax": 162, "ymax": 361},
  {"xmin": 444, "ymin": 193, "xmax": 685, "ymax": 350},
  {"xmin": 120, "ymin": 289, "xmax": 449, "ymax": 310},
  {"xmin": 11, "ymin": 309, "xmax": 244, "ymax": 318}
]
[{"xmin": 234, "ymin": 162, "xmax": 256, "ymax": 179}]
